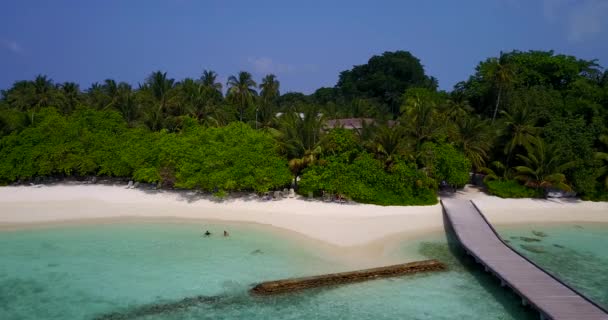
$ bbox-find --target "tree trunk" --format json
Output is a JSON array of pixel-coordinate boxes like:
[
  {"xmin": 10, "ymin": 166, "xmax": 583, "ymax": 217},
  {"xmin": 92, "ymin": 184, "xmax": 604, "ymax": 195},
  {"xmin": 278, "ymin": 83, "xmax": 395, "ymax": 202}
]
[{"xmin": 491, "ymin": 88, "xmax": 502, "ymax": 123}]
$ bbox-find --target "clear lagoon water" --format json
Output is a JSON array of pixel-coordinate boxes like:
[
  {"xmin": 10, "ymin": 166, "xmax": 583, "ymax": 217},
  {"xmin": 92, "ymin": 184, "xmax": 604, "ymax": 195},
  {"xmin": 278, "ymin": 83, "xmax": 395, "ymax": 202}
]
[
  {"xmin": 496, "ymin": 222, "xmax": 608, "ymax": 310},
  {"xmin": 3, "ymin": 219, "xmax": 603, "ymax": 319}
]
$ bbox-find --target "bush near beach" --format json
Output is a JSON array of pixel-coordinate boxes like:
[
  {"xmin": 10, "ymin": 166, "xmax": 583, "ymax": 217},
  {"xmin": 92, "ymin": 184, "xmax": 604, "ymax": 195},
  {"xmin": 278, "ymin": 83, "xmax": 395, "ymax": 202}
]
[
  {"xmin": 486, "ymin": 180, "xmax": 543, "ymax": 199},
  {"xmin": 0, "ymin": 108, "xmax": 291, "ymax": 193}
]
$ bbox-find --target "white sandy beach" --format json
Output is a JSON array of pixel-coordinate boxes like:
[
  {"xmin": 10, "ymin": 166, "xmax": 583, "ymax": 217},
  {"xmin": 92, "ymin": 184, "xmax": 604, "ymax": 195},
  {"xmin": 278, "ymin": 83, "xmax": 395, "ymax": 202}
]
[{"xmin": 1, "ymin": 184, "xmax": 607, "ymax": 248}]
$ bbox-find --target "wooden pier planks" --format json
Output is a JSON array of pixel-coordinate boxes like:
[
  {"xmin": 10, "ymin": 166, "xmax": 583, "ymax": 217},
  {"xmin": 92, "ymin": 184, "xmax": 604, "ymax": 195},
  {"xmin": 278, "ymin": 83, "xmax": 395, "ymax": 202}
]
[{"xmin": 441, "ymin": 199, "xmax": 608, "ymax": 320}]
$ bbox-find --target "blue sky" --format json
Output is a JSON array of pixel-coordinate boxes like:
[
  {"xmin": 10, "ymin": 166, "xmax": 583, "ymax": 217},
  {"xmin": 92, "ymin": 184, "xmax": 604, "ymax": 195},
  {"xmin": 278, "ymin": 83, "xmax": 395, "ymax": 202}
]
[{"xmin": 1, "ymin": 0, "xmax": 607, "ymax": 94}]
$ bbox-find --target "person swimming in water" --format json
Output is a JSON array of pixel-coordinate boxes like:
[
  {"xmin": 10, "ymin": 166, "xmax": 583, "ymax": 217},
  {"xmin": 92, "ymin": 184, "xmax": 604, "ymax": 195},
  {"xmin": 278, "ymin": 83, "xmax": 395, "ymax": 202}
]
[
  {"xmin": 223, "ymin": 230, "xmax": 229, "ymax": 237},
  {"xmin": 203, "ymin": 230, "xmax": 211, "ymax": 237}
]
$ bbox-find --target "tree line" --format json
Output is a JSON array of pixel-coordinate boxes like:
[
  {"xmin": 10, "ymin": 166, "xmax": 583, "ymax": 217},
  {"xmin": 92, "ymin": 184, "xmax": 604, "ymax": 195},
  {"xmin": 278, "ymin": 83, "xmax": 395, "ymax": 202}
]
[{"xmin": 0, "ymin": 50, "xmax": 607, "ymax": 204}]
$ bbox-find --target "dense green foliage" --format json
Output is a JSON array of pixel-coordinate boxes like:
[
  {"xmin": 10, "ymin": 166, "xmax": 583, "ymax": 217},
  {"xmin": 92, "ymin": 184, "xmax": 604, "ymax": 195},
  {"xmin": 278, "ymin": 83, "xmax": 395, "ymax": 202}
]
[
  {"xmin": 335, "ymin": 51, "xmax": 438, "ymax": 117},
  {"xmin": 298, "ymin": 130, "xmax": 437, "ymax": 205},
  {"xmin": 0, "ymin": 108, "xmax": 290, "ymax": 192},
  {"xmin": 456, "ymin": 50, "xmax": 608, "ymax": 199},
  {"xmin": 1, "ymin": 49, "xmax": 607, "ymax": 203},
  {"xmin": 419, "ymin": 142, "xmax": 471, "ymax": 188},
  {"xmin": 299, "ymin": 153, "xmax": 437, "ymax": 205},
  {"xmin": 170, "ymin": 121, "xmax": 291, "ymax": 192}
]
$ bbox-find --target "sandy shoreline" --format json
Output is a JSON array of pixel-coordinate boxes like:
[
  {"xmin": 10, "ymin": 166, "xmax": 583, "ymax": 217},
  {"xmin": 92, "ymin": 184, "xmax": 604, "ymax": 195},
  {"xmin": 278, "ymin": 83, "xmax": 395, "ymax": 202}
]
[{"xmin": 1, "ymin": 184, "xmax": 607, "ymax": 249}]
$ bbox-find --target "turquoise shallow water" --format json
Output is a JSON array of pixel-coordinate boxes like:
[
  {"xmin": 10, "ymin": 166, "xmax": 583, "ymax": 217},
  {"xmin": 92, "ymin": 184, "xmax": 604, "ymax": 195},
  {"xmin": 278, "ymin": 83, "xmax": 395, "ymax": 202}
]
[
  {"xmin": 497, "ymin": 222, "xmax": 608, "ymax": 310},
  {"xmin": 0, "ymin": 220, "xmax": 572, "ymax": 319}
]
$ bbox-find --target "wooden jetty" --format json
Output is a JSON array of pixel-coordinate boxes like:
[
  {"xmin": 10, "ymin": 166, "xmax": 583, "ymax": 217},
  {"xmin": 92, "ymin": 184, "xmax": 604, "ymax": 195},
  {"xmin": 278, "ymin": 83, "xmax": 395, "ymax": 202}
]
[
  {"xmin": 441, "ymin": 199, "xmax": 608, "ymax": 320},
  {"xmin": 251, "ymin": 259, "xmax": 445, "ymax": 295}
]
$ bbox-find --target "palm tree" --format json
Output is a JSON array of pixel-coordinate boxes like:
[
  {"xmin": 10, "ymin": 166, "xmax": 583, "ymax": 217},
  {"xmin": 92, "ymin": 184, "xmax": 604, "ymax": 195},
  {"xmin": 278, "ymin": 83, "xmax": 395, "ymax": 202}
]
[
  {"xmin": 596, "ymin": 135, "xmax": 608, "ymax": 189},
  {"xmin": 22, "ymin": 75, "xmax": 58, "ymax": 124},
  {"xmin": 259, "ymin": 74, "xmax": 280, "ymax": 105},
  {"xmin": 116, "ymin": 82, "xmax": 138, "ymax": 126},
  {"xmin": 101, "ymin": 79, "xmax": 119, "ymax": 110},
  {"xmin": 370, "ymin": 125, "xmax": 408, "ymax": 166},
  {"xmin": 227, "ymin": 71, "xmax": 257, "ymax": 122},
  {"xmin": 445, "ymin": 95, "xmax": 473, "ymax": 121},
  {"xmin": 141, "ymin": 104, "xmax": 165, "ymax": 131},
  {"xmin": 288, "ymin": 146, "xmax": 322, "ymax": 189},
  {"xmin": 482, "ymin": 52, "xmax": 516, "ymax": 122},
  {"xmin": 32, "ymin": 75, "xmax": 56, "ymax": 107},
  {"xmin": 453, "ymin": 116, "xmax": 494, "ymax": 170},
  {"xmin": 480, "ymin": 161, "xmax": 509, "ymax": 183},
  {"xmin": 277, "ymin": 106, "xmax": 324, "ymax": 161},
  {"xmin": 146, "ymin": 71, "xmax": 175, "ymax": 110},
  {"xmin": 254, "ymin": 74, "xmax": 281, "ymax": 130},
  {"xmin": 177, "ymin": 78, "xmax": 223, "ymax": 126},
  {"xmin": 58, "ymin": 82, "xmax": 81, "ymax": 114},
  {"xmin": 86, "ymin": 82, "xmax": 106, "ymax": 110},
  {"xmin": 140, "ymin": 71, "xmax": 176, "ymax": 130},
  {"xmin": 348, "ymin": 98, "xmax": 375, "ymax": 118},
  {"xmin": 253, "ymin": 102, "xmax": 278, "ymax": 131},
  {"xmin": 352, "ymin": 117, "xmax": 377, "ymax": 149},
  {"xmin": 384, "ymin": 91, "xmax": 401, "ymax": 119},
  {"xmin": 200, "ymin": 70, "xmax": 222, "ymax": 94},
  {"xmin": 401, "ymin": 88, "xmax": 443, "ymax": 151},
  {"xmin": 277, "ymin": 106, "xmax": 325, "ymax": 189},
  {"xmin": 514, "ymin": 137, "xmax": 575, "ymax": 191},
  {"xmin": 174, "ymin": 78, "xmax": 198, "ymax": 116},
  {"xmin": 4, "ymin": 80, "xmax": 35, "ymax": 112},
  {"xmin": 320, "ymin": 101, "xmax": 342, "ymax": 119},
  {"xmin": 501, "ymin": 107, "xmax": 540, "ymax": 165}
]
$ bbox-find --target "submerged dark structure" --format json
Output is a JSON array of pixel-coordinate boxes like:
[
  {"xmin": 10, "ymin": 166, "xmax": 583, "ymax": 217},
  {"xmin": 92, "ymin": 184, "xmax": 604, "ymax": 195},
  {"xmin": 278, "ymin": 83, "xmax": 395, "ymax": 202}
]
[
  {"xmin": 442, "ymin": 199, "xmax": 608, "ymax": 320},
  {"xmin": 250, "ymin": 260, "xmax": 446, "ymax": 295}
]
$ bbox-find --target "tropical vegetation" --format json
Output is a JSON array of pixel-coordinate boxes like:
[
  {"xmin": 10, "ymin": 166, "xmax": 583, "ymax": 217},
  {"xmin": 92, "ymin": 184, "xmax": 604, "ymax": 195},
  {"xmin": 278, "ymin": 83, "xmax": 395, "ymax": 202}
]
[{"xmin": 1, "ymin": 50, "xmax": 607, "ymax": 204}]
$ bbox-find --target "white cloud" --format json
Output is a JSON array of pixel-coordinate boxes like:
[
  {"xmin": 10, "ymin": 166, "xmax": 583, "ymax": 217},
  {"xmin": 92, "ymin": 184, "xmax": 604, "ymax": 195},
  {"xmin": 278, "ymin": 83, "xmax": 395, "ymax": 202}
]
[
  {"xmin": 541, "ymin": 0, "xmax": 608, "ymax": 42},
  {"xmin": 247, "ymin": 57, "xmax": 317, "ymax": 75},
  {"xmin": 1, "ymin": 39, "xmax": 23, "ymax": 54}
]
